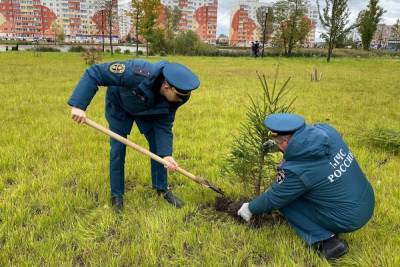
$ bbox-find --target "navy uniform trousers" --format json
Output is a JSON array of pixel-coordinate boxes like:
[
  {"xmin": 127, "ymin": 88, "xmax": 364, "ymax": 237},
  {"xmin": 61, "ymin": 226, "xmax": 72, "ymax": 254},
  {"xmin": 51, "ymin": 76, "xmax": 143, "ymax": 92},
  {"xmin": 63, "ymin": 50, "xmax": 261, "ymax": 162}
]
[
  {"xmin": 106, "ymin": 107, "xmax": 168, "ymax": 197},
  {"xmin": 280, "ymin": 196, "xmax": 373, "ymax": 245},
  {"xmin": 280, "ymin": 198, "xmax": 334, "ymax": 245}
]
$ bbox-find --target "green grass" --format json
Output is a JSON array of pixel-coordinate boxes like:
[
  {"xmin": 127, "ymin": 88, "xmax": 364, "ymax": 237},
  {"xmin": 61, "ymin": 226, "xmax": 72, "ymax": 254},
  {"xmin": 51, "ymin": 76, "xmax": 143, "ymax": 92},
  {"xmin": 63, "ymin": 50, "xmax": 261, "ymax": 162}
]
[{"xmin": 0, "ymin": 52, "xmax": 399, "ymax": 266}]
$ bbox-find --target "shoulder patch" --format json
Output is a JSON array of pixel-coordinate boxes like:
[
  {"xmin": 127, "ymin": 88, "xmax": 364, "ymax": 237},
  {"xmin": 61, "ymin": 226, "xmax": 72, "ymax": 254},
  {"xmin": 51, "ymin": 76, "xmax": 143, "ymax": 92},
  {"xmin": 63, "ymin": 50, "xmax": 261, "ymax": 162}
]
[
  {"xmin": 276, "ymin": 169, "xmax": 286, "ymax": 184},
  {"xmin": 109, "ymin": 63, "xmax": 126, "ymax": 74}
]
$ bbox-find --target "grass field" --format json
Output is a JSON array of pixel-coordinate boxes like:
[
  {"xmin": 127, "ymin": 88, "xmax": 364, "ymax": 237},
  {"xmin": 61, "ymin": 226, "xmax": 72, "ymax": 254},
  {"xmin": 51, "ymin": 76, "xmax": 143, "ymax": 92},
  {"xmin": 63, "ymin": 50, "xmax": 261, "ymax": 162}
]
[{"xmin": 0, "ymin": 52, "xmax": 399, "ymax": 266}]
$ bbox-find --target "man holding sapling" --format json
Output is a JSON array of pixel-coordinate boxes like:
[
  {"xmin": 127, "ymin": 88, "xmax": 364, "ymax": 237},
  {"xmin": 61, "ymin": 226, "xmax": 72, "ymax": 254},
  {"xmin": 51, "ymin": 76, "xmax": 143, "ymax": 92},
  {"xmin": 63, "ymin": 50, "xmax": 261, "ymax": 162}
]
[{"xmin": 237, "ymin": 113, "xmax": 375, "ymax": 260}]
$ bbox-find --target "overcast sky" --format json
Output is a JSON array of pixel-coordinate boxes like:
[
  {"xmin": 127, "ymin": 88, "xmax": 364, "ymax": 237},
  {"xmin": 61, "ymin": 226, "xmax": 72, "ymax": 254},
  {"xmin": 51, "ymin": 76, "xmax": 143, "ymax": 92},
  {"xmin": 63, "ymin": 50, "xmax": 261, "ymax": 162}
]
[{"xmin": 121, "ymin": 0, "xmax": 400, "ymax": 36}]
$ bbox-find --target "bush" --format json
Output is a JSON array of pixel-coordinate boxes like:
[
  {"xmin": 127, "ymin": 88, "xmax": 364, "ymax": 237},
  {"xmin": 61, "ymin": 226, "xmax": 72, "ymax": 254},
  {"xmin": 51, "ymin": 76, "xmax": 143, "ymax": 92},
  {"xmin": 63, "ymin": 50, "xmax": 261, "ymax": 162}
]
[
  {"xmin": 159, "ymin": 51, "xmax": 167, "ymax": 56},
  {"xmin": 136, "ymin": 50, "xmax": 144, "ymax": 56},
  {"xmin": 148, "ymin": 28, "xmax": 168, "ymax": 55},
  {"xmin": 167, "ymin": 30, "xmax": 218, "ymax": 56},
  {"xmin": 124, "ymin": 49, "xmax": 130, "ymax": 54},
  {"xmin": 205, "ymin": 49, "xmax": 252, "ymax": 57},
  {"xmin": 364, "ymin": 127, "xmax": 400, "ymax": 154},
  {"xmin": 69, "ymin": 45, "xmax": 86, "ymax": 52},
  {"xmin": 115, "ymin": 48, "xmax": 121, "ymax": 54},
  {"xmin": 27, "ymin": 46, "xmax": 60, "ymax": 52},
  {"xmin": 81, "ymin": 48, "xmax": 103, "ymax": 65},
  {"xmin": 0, "ymin": 40, "xmax": 32, "ymax": 45}
]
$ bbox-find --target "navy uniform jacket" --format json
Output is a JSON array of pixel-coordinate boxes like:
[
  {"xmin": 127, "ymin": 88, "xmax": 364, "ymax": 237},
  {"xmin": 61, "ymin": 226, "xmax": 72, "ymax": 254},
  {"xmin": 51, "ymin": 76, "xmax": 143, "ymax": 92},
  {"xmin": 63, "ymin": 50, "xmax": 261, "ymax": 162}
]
[
  {"xmin": 68, "ymin": 60, "xmax": 188, "ymax": 156},
  {"xmin": 249, "ymin": 124, "xmax": 375, "ymax": 231}
]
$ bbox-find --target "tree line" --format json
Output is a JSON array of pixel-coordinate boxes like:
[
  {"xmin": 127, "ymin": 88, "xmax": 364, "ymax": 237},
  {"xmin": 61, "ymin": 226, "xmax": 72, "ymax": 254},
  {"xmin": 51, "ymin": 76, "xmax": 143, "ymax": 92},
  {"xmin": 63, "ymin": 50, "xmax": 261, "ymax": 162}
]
[
  {"xmin": 254, "ymin": 0, "xmax": 392, "ymax": 62},
  {"xmin": 126, "ymin": 0, "xmax": 216, "ymax": 56},
  {"xmin": 52, "ymin": 0, "xmax": 397, "ymax": 62},
  {"xmin": 126, "ymin": 0, "xmax": 391, "ymax": 62}
]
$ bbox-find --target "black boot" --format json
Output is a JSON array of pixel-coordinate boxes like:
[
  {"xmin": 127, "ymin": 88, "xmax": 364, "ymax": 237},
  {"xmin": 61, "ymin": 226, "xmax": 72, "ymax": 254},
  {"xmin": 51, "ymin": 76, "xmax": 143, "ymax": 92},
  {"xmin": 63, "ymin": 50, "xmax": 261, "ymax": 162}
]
[
  {"xmin": 314, "ymin": 235, "xmax": 348, "ymax": 260},
  {"xmin": 111, "ymin": 196, "xmax": 123, "ymax": 213},
  {"xmin": 157, "ymin": 190, "xmax": 184, "ymax": 208}
]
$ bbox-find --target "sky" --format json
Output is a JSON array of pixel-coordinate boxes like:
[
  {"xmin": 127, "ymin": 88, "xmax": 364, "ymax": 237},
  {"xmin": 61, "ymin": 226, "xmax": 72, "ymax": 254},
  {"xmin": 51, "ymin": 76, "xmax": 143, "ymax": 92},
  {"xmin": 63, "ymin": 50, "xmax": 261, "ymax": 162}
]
[{"xmin": 120, "ymin": 0, "xmax": 400, "ymax": 36}]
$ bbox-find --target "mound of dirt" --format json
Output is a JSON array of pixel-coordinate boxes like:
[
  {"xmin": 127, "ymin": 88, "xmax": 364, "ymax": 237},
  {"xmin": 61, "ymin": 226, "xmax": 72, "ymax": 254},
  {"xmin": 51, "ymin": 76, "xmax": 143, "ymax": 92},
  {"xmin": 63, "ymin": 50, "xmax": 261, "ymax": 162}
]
[{"xmin": 214, "ymin": 196, "xmax": 285, "ymax": 228}]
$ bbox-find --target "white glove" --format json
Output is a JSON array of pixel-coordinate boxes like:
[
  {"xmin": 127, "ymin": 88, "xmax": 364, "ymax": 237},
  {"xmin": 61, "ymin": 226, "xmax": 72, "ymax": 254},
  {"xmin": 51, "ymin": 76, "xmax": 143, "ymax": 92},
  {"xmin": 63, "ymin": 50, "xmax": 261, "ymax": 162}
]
[{"xmin": 237, "ymin": 202, "xmax": 252, "ymax": 222}]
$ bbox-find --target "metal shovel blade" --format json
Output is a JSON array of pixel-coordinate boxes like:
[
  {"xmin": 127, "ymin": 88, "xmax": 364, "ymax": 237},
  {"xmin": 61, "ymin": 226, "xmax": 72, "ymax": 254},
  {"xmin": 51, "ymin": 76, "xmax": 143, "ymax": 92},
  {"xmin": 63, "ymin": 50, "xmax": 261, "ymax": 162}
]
[{"xmin": 196, "ymin": 176, "xmax": 225, "ymax": 195}]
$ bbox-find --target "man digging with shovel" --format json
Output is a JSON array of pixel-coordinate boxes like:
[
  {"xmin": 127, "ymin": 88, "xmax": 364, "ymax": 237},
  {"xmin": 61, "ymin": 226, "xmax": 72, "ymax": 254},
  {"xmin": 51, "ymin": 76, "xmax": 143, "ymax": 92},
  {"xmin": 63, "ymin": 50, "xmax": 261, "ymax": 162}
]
[
  {"xmin": 237, "ymin": 113, "xmax": 375, "ymax": 260},
  {"xmin": 68, "ymin": 60, "xmax": 200, "ymax": 212}
]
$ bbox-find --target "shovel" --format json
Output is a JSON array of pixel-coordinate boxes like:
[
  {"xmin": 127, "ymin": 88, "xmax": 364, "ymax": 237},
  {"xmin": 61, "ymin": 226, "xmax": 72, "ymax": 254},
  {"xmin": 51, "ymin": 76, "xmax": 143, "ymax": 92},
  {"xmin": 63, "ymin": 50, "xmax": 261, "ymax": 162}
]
[{"xmin": 84, "ymin": 118, "xmax": 224, "ymax": 195}]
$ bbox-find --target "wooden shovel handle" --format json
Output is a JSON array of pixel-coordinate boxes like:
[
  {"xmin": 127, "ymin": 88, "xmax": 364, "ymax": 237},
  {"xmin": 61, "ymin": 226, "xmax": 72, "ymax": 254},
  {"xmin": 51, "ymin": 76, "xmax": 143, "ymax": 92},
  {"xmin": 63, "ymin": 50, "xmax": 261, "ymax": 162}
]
[{"xmin": 84, "ymin": 118, "xmax": 206, "ymax": 186}]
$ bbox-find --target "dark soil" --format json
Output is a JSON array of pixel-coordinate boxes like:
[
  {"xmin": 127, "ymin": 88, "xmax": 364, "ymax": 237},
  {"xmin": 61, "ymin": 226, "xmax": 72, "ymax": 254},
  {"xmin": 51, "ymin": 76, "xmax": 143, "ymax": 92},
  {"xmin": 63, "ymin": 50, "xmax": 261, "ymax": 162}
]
[{"xmin": 214, "ymin": 196, "xmax": 285, "ymax": 228}]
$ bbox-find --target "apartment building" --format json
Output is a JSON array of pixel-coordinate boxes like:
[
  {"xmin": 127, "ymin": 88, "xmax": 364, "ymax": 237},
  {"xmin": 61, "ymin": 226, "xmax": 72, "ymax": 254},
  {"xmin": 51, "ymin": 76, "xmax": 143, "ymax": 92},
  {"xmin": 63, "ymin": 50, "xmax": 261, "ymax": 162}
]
[
  {"xmin": 0, "ymin": 0, "xmax": 119, "ymax": 42},
  {"xmin": 371, "ymin": 24, "xmax": 393, "ymax": 49},
  {"xmin": 229, "ymin": 0, "xmax": 318, "ymax": 47},
  {"xmin": 0, "ymin": 0, "xmax": 56, "ymax": 40},
  {"xmin": 118, "ymin": 0, "xmax": 131, "ymax": 41},
  {"xmin": 161, "ymin": 0, "xmax": 218, "ymax": 44}
]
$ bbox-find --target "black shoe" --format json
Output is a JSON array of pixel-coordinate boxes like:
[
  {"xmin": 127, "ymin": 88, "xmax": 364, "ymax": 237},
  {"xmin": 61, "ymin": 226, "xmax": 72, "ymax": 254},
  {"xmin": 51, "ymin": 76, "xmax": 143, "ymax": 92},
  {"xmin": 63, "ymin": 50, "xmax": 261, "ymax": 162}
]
[
  {"xmin": 314, "ymin": 235, "xmax": 348, "ymax": 260},
  {"xmin": 111, "ymin": 196, "xmax": 123, "ymax": 213},
  {"xmin": 157, "ymin": 190, "xmax": 184, "ymax": 208}
]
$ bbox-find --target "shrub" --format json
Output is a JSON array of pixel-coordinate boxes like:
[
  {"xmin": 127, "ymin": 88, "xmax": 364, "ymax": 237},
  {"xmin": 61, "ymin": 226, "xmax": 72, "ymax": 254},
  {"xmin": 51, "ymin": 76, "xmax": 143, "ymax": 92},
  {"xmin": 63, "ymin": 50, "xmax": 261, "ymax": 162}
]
[
  {"xmin": 81, "ymin": 48, "xmax": 103, "ymax": 65},
  {"xmin": 124, "ymin": 49, "xmax": 130, "ymax": 54},
  {"xmin": 0, "ymin": 40, "xmax": 31, "ymax": 45},
  {"xmin": 28, "ymin": 46, "xmax": 60, "ymax": 52},
  {"xmin": 167, "ymin": 30, "xmax": 218, "ymax": 56},
  {"xmin": 364, "ymin": 127, "xmax": 400, "ymax": 154},
  {"xmin": 148, "ymin": 28, "xmax": 168, "ymax": 55},
  {"xmin": 69, "ymin": 45, "xmax": 86, "ymax": 52},
  {"xmin": 115, "ymin": 48, "xmax": 121, "ymax": 54}
]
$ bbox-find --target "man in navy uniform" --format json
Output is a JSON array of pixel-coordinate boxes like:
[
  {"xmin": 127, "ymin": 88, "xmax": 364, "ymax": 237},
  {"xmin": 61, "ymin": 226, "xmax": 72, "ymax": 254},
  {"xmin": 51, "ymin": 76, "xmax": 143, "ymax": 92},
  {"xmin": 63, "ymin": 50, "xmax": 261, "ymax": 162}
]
[
  {"xmin": 237, "ymin": 113, "xmax": 375, "ymax": 260},
  {"xmin": 68, "ymin": 59, "xmax": 200, "ymax": 212}
]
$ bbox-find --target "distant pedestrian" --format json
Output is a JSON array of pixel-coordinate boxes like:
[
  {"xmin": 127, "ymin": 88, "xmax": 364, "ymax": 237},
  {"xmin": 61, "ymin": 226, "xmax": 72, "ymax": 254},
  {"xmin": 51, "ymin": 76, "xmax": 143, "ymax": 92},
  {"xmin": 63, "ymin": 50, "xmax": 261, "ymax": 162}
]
[
  {"xmin": 254, "ymin": 41, "xmax": 260, "ymax": 57},
  {"xmin": 250, "ymin": 42, "xmax": 255, "ymax": 57}
]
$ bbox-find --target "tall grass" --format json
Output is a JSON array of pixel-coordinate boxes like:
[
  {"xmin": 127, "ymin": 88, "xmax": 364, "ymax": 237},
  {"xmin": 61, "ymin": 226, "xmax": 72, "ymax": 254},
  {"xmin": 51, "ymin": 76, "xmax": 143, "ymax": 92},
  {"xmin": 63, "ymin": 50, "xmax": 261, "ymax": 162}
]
[{"xmin": 0, "ymin": 52, "xmax": 399, "ymax": 265}]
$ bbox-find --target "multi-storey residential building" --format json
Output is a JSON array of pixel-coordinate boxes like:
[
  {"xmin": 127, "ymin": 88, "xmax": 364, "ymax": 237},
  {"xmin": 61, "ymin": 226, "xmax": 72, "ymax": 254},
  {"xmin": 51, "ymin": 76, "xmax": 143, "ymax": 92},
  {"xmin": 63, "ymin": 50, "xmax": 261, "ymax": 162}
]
[
  {"xmin": 0, "ymin": 0, "xmax": 56, "ymax": 40},
  {"xmin": 0, "ymin": 0, "xmax": 119, "ymax": 42},
  {"xmin": 305, "ymin": 1, "xmax": 318, "ymax": 47},
  {"xmin": 229, "ymin": 0, "xmax": 262, "ymax": 46},
  {"xmin": 118, "ymin": 1, "xmax": 131, "ymax": 41},
  {"xmin": 229, "ymin": 0, "xmax": 318, "ymax": 47},
  {"xmin": 229, "ymin": 0, "xmax": 268, "ymax": 47},
  {"xmin": 372, "ymin": 24, "xmax": 393, "ymax": 49},
  {"xmin": 160, "ymin": 0, "xmax": 218, "ymax": 44}
]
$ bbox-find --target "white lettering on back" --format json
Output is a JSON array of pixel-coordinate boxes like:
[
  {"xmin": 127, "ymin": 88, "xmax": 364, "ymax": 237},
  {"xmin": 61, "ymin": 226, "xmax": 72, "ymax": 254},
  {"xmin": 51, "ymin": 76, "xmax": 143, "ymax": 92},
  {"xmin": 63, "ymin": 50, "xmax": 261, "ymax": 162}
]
[{"xmin": 326, "ymin": 149, "xmax": 354, "ymax": 183}]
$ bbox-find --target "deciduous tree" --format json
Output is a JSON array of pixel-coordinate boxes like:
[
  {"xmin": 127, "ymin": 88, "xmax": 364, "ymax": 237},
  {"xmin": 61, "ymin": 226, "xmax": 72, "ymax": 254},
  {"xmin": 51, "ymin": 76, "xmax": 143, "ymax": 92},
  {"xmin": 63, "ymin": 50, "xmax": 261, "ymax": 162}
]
[
  {"xmin": 104, "ymin": 0, "xmax": 119, "ymax": 56},
  {"xmin": 129, "ymin": 0, "xmax": 145, "ymax": 56},
  {"xmin": 50, "ymin": 19, "xmax": 65, "ymax": 45},
  {"xmin": 391, "ymin": 19, "xmax": 400, "ymax": 39},
  {"xmin": 256, "ymin": 6, "xmax": 274, "ymax": 57},
  {"xmin": 142, "ymin": 0, "xmax": 162, "ymax": 56},
  {"xmin": 165, "ymin": 6, "xmax": 182, "ymax": 40},
  {"xmin": 357, "ymin": 0, "xmax": 385, "ymax": 50},
  {"xmin": 273, "ymin": 0, "xmax": 311, "ymax": 57},
  {"xmin": 317, "ymin": 0, "xmax": 355, "ymax": 62}
]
